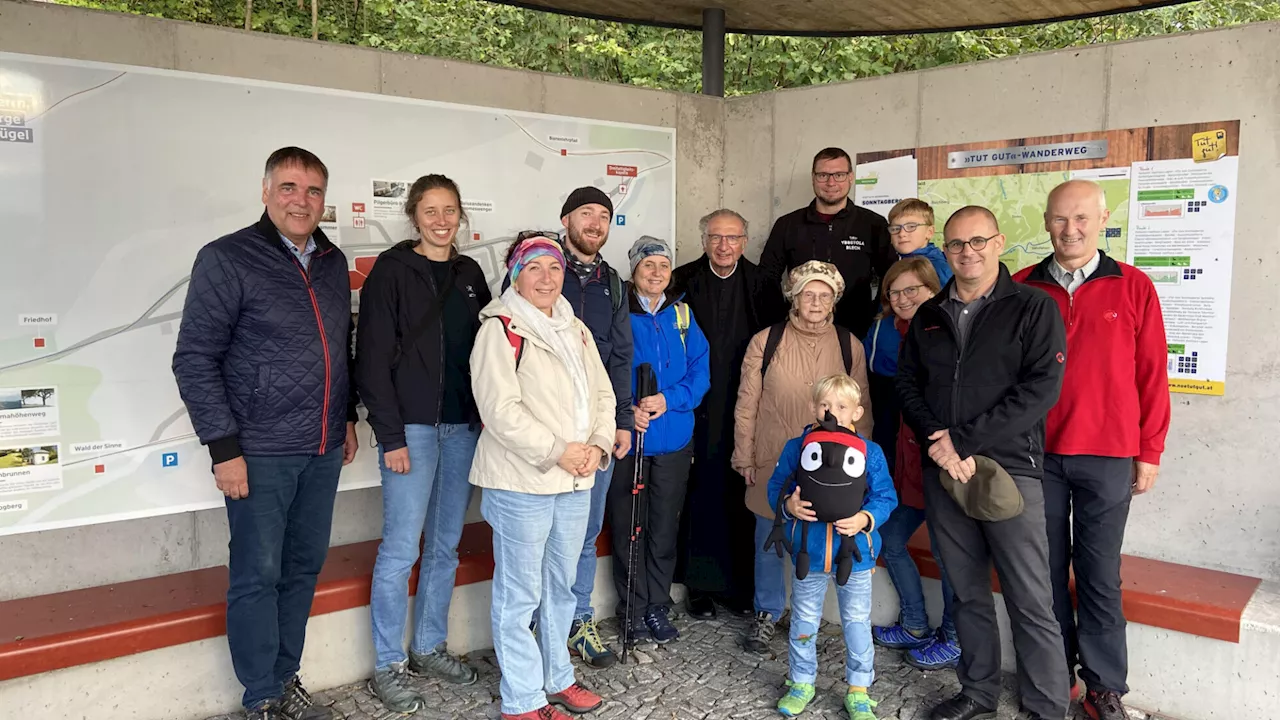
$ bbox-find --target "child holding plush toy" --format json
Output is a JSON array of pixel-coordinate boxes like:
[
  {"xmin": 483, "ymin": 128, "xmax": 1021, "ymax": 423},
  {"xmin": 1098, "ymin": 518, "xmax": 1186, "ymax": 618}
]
[{"xmin": 765, "ymin": 374, "xmax": 897, "ymax": 719}]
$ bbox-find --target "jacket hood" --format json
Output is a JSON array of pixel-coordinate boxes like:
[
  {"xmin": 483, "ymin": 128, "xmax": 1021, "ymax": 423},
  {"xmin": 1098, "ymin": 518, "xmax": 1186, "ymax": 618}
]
[
  {"xmin": 627, "ymin": 285, "xmax": 686, "ymax": 314},
  {"xmin": 378, "ymin": 239, "xmax": 461, "ymax": 267},
  {"xmin": 903, "ymin": 243, "xmax": 947, "ymax": 263}
]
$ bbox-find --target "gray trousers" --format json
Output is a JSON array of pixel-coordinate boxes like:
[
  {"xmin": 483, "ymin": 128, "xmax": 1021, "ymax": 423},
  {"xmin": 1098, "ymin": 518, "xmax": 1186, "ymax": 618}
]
[
  {"xmin": 923, "ymin": 468, "xmax": 1069, "ymax": 719},
  {"xmin": 1044, "ymin": 454, "xmax": 1132, "ymax": 695}
]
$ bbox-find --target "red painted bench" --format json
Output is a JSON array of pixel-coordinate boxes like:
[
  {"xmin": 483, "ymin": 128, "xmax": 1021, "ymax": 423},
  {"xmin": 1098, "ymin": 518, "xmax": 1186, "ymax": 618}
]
[{"xmin": 0, "ymin": 521, "xmax": 1259, "ymax": 682}]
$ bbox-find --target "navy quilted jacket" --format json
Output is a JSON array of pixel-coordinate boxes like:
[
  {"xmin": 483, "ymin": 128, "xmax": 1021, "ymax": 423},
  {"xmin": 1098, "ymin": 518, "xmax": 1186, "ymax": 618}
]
[{"xmin": 173, "ymin": 213, "xmax": 357, "ymax": 464}]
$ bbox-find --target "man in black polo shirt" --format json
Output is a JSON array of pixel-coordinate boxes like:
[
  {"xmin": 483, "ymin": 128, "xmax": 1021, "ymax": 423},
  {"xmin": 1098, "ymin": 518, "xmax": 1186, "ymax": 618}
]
[
  {"xmin": 896, "ymin": 206, "xmax": 1069, "ymax": 720},
  {"xmin": 759, "ymin": 147, "xmax": 894, "ymax": 338}
]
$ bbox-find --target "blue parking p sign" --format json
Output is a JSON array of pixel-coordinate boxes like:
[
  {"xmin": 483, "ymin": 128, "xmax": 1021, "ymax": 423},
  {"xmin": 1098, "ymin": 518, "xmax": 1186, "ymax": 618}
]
[
  {"xmin": 616, "ymin": 214, "xmax": 626, "ymax": 226},
  {"xmin": 162, "ymin": 452, "xmax": 179, "ymax": 467}
]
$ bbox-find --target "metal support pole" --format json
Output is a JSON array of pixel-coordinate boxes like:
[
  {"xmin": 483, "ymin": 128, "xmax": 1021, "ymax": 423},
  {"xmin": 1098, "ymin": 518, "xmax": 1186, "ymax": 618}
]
[{"xmin": 701, "ymin": 7, "xmax": 725, "ymax": 97}]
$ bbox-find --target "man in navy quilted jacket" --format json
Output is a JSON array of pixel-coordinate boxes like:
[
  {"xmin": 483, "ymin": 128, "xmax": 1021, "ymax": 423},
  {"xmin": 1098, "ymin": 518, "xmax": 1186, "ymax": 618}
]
[{"xmin": 173, "ymin": 147, "xmax": 359, "ymax": 720}]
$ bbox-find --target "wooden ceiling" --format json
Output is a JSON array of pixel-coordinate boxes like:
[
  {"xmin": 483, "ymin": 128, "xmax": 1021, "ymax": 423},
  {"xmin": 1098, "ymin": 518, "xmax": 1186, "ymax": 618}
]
[{"xmin": 488, "ymin": 0, "xmax": 1188, "ymax": 35}]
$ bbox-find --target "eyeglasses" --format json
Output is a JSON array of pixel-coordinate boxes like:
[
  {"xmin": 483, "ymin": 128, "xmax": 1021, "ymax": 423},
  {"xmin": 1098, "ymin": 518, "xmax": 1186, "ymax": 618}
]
[
  {"xmin": 888, "ymin": 222, "xmax": 925, "ymax": 235},
  {"xmin": 812, "ymin": 171, "xmax": 851, "ymax": 183},
  {"xmin": 516, "ymin": 230, "xmax": 560, "ymax": 243},
  {"xmin": 887, "ymin": 284, "xmax": 926, "ymax": 301},
  {"xmin": 944, "ymin": 234, "xmax": 998, "ymax": 254},
  {"xmin": 798, "ymin": 291, "xmax": 835, "ymax": 305},
  {"xmin": 706, "ymin": 233, "xmax": 746, "ymax": 245}
]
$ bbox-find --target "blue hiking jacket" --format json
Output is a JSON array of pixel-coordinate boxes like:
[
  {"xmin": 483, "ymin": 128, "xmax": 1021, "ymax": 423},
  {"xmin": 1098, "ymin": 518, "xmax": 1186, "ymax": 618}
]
[
  {"xmin": 561, "ymin": 260, "xmax": 635, "ymax": 431},
  {"xmin": 172, "ymin": 213, "xmax": 357, "ymax": 464},
  {"xmin": 902, "ymin": 243, "xmax": 953, "ymax": 286},
  {"xmin": 766, "ymin": 426, "xmax": 898, "ymax": 576},
  {"xmin": 863, "ymin": 244, "xmax": 954, "ymax": 377},
  {"xmin": 627, "ymin": 290, "xmax": 710, "ymax": 456}
]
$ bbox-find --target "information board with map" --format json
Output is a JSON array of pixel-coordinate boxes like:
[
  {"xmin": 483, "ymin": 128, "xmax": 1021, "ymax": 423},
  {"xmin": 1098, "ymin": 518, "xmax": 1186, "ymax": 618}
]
[
  {"xmin": 855, "ymin": 121, "xmax": 1240, "ymax": 396},
  {"xmin": 0, "ymin": 51, "xmax": 675, "ymax": 535}
]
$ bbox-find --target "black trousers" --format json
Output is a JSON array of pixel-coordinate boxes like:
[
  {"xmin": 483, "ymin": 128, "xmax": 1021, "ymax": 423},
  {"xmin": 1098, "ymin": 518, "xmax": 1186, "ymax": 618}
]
[
  {"xmin": 675, "ymin": 446, "xmax": 756, "ymax": 602},
  {"xmin": 608, "ymin": 442, "xmax": 694, "ymax": 621},
  {"xmin": 1044, "ymin": 453, "xmax": 1132, "ymax": 695},
  {"xmin": 924, "ymin": 467, "xmax": 1069, "ymax": 719}
]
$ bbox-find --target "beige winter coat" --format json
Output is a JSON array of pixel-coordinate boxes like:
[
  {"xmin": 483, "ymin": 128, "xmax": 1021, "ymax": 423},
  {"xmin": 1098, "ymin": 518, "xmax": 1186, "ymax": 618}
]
[
  {"xmin": 732, "ymin": 316, "xmax": 873, "ymax": 518},
  {"xmin": 468, "ymin": 297, "xmax": 617, "ymax": 495}
]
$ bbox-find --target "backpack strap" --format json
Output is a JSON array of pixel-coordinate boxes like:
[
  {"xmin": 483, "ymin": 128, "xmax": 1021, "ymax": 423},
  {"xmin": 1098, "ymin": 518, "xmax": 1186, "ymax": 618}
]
[
  {"xmin": 495, "ymin": 315, "xmax": 525, "ymax": 370},
  {"xmin": 608, "ymin": 268, "xmax": 624, "ymax": 314},
  {"xmin": 674, "ymin": 302, "xmax": 690, "ymax": 349},
  {"xmin": 759, "ymin": 321, "xmax": 788, "ymax": 380},
  {"xmin": 836, "ymin": 325, "xmax": 853, "ymax": 376}
]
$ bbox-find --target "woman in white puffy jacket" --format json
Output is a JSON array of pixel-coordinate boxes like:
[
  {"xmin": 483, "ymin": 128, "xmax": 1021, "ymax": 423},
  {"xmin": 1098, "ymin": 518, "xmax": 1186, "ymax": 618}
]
[{"xmin": 468, "ymin": 231, "xmax": 617, "ymax": 720}]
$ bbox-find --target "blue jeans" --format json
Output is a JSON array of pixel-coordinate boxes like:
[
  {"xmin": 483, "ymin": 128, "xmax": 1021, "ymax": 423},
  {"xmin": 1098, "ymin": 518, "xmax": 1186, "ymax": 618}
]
[
  {"xmin": 789, "ymin": 568, "xmax": 875, "ymax": 687},
  {"xmin": 879, "ymin": 504, "xmax": 958, "ymax": 642},
  {"xmin": 225, "ymin": 450, "xmax": 343, "ymax": 709},
  {"xmin": 753, "ymin": 513, "xmax": 787, "ymax": 619},
  {"xmin": 483, "ymin": 487, "xmax": 591, "ymax": 715},
  {"xmin": 370, "ymin": 423, "xmax": 478, "ymax": 670},
  {"xmin": 571, "ymin": 467, "xmax": 612, "ymax": 620}
]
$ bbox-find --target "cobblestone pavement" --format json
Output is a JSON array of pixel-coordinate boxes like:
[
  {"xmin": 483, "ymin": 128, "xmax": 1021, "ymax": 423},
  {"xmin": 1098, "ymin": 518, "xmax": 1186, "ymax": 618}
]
[{"xmin": 208, "ymin": 610, "xmax": 1172, "ymax": 720}]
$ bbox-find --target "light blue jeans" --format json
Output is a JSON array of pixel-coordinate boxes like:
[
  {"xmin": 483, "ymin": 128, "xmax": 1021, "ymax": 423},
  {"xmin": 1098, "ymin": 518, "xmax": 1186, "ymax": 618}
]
[
  {"xmin": 788, "ymin": 568, "xmax": 875, "ymax": 687},
  {"xmin": 370, "ymin": 423, "xmax": 478, "ymax": 671},
  {"xmin": 483, "ymin": 486, "xmax": 591, "ymax": 715},
  {"xmin": 754, "ymin": 513, "xmax": 788, "ymax": 619},
  {"xmin": 571, "ymin": 467, "xmax": 612, "ymax": 620}
]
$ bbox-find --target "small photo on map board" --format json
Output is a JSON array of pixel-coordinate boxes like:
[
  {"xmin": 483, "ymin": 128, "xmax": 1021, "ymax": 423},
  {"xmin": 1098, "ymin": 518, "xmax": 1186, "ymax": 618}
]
[
  {"xmin": 0, "ymin": 443, "xmax": 63, "ymax": 496},
  {"xmin": 0, "ymin": 386, "xmax": 60, "ymax": 441},
  {"xmin": 856, "ymin": 120, "xmax": 1240, "ymax": 396}
]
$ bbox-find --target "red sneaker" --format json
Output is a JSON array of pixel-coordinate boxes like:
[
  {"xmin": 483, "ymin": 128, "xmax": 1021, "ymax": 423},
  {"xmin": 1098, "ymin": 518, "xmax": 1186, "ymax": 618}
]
[
  {"xmin": 547, "ymin": 683, "xmax": 604, "ymax": 713},
  {"xmin": 501, "ymin": 705, "xmax": 572, "ymax": 720}
]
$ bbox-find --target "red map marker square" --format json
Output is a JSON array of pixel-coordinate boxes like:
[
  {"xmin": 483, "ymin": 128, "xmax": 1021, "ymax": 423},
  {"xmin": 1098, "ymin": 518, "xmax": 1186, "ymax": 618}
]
[
  {"xmin": 473, "ymin": 233, "xmax": 480, "ymax": 241},
  {"xmin": 33, "ymin": 338, "xmax": 45, "ymax": 348},
  {"xmin": 94, "ymin": 464, "xmax": 105, "ymax": 474},
  {"xmin": 560, "ymin": 149, "xmax": 567, "ymax": 156}
]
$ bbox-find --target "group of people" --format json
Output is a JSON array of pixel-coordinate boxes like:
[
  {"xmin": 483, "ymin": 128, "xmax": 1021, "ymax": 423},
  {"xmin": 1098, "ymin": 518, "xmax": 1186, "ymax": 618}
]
[{"xmin": 172, "ymin": 144, "xmax": 1170, "ymax": 720}]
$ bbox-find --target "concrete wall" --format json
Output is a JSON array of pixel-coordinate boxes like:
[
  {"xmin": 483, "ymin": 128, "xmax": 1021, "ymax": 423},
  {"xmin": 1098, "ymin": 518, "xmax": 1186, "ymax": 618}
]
[
  {"xmin": 0, "ymin": 0, "xmax": 725, "ymax": 600},
  {"xmin": 1, "ymin": 1, "xmax": 1278, "ymax": 602},
  {"xmin": 723, "ymin": 22, "xmax": 1280, "ymax": 581}
]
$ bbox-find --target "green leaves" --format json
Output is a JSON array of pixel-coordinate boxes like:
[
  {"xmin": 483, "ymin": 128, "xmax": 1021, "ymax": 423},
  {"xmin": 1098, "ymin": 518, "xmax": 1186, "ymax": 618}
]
[{"xmin": 51, "ymin": 0, "xmax": 1280, "ymax": 94}]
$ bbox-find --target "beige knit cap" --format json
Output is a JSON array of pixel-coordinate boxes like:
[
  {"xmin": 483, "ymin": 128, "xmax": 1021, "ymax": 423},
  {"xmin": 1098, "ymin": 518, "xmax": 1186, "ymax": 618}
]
[{"xmin": 783, "ymin": 260, "xmax": 846, "ymax": 303}]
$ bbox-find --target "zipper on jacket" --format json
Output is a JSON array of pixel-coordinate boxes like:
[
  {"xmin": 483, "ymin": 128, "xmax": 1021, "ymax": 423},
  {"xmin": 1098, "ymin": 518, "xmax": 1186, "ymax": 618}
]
[
  {"xmin": 424, "ymin": 264, "xmax": 445, "ymax": 426},
  {"xmin": 1029, "ymin": 434, "xmax": 1037, "ymax": 469},
  {"xmin": 290, "ymin": 254, "xmax": 333, "ymax": 455}
]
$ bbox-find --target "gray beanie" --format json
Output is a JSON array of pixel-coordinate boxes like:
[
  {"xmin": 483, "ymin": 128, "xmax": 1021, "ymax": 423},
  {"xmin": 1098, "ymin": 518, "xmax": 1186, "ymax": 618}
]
[{"xmin": 628, "ymin": 236, "xmax": 673, "ymax": 273}]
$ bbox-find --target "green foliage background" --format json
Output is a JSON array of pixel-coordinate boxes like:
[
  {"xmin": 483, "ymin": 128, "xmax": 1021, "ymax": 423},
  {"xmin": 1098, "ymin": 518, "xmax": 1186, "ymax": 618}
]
[{"xmin": 55, "ymin": 0, "xmax": 1280, "ymax": 94}]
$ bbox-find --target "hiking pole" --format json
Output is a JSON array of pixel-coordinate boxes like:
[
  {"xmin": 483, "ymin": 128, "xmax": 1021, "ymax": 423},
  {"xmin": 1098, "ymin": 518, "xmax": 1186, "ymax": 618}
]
[{"xmin": 621, "ymin": 362, "xmax": 657, "ymax": 664}]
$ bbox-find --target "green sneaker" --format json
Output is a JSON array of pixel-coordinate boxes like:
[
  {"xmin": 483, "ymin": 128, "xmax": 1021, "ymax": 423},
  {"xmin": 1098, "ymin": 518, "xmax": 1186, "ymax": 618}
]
[
  {"xmin": 777, "ymin": 680, "xmax": 816, "ymax": 717},
  {"xmin": 568, "ymin": 617, "xmax": 617, "ymax": 668},
  {"xmin": 844, "ymin": 690, "xmax": 878, "ymax": 720}
]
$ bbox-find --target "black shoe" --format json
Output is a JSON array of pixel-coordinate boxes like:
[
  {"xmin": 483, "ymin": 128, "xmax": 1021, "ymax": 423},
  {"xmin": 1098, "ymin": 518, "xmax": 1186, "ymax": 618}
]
[
  {"xmin": 713, "ymin": 593, "xmax": 755, "ymax": 617},
  {"xmin": 686, "ymin": 594, "xmax": 717, "ymax": 619},
  {"xmin": 644, "ymin": 605, "xmax": 680, "ymax": 644},
  {"xmin": 929, "ymin": 693, "xmax": 997, "ymax": 720},
  {"xmin": 1083, "ymin": 689, "xmax": 1128, "ymax": 720},
  {"xmin": 246, "ymin": 702, "xmax": 284, "ymax": 720},
  {"xmin": 742, "ymin": 611, "xmax": 776, "ymax": 654},
  {"xmin": 278, "ymin": 676, "xmax": 334, "ymax": 720}
]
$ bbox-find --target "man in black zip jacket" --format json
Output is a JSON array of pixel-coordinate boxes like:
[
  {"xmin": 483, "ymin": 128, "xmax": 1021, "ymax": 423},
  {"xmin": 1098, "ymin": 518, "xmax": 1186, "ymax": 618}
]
[
  {"xmin": 895, "ymin": 206, "xmax": 1069, "ymax": 720},
  {"xmin": 759, "ymin": 147, "xmax": 894, "ymax": 338},
  {"xmin": 173, "ymin": 147, "xmax": 358, "ymax": 720}
]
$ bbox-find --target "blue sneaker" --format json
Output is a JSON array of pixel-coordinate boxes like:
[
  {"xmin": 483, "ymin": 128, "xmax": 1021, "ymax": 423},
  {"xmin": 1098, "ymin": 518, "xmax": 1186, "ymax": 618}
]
[
  {"xmin": 643, "ymin": 605, "xmax": 679, "ymax": 644},
  {"xmin": 872, "ymin": 622, "xmax": 933, "ymax": 650},
  {"xmin": 905, "ymin": 632, "xmax": 961, "ymax": 670}
]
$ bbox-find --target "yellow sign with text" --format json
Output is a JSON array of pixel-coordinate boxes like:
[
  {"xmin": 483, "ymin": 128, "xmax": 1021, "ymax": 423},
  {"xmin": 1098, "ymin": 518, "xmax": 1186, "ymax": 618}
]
[
  {"xmin": 1169, "ymin": 378, "xmax": 1225, "ymax": 396},
  {"xmin": 1191, "ymin": 129, "xmax": 1227, "ymax": 163}
]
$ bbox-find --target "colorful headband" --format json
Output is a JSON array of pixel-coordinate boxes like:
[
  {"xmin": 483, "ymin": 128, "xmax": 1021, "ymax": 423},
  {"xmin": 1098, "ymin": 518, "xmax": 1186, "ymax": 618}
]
[{"xmin": 507, "ymin": 233, "xmax": 566, "ymax": 283}]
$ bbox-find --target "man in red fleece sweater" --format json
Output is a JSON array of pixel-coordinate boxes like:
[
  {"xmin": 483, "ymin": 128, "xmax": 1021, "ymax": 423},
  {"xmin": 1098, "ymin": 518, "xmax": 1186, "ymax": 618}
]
[{"xmin": 1013, "ymin": 179, "xmax": 1171, "ymax": 720}]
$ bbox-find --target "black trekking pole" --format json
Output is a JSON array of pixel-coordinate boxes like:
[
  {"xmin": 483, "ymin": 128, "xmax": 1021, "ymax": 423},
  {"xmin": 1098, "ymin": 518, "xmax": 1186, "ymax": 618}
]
[{"xmin": 621, "ymin": 362, "xmax": 657, "ymax": 664}]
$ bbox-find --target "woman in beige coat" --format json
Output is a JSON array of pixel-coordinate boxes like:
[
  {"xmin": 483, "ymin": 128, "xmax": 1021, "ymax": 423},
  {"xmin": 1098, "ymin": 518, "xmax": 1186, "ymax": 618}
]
[
  {"xmin": 468, "ymin": 232, "xmax": 617, "ymax": 720},
  {"xmin": 732, "ymin": 260, "xmax": 873, "ymax": 654}
]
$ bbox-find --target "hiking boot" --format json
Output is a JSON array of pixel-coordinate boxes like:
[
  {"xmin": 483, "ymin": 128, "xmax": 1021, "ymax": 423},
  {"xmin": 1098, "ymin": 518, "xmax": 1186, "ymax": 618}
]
[
  {"xmin": 279, "ymin": 676, "xmax": 334, "ymax": 720},
  {"xmin": 501, "ymin": 706, "xmax": 573, "ymax": 720},
  {"xmin": 568, "ymin": 617, "xmax": 618, "ymax": 668},
  {"xmin": 845, "ymin": 689, "xmax": 879, "ymax": 720},
  {"xmin": 777, "ymin": 680, "xmax": 816, "ymax": 716},
  {"xmin": 905, "ymin": 632, "xmax": 961, "ymax": 670},
  {"xmin": 643, "ymin": 605, "xmax": 679, "ymax": 644},
  {"xmin": 1082, "ymin": 689, "xmax": 1127, "ymax": 720},
  {"xmin": 368, "ymin": 663, "xmax": 425, "ymax": 714},
  {"xmin": 744, "ymin": 611, "xmax": 776, "ymax": 654},
  {"xmin": 547, "ymin": 683, "xmax": 604, "ymax": 713},
  {"xmin": 245, "ymin": 701, "xmax": 284, "ymax": 720},
  {"xmin": 872, "ymin": 622, "xmax": 934, "ymax": 650},
  {"xmin": 927, "ymin": 693, "xmax": 996, "ymax": 720},
  {"xmin": 408, "ymin": 643, "xmax": 478, "ymax": 685}
]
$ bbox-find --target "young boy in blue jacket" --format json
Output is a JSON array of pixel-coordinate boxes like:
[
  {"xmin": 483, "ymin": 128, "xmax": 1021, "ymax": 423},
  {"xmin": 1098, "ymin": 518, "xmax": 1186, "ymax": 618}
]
[
  {"xmin": 863, "ymin": 198, "xmax": 952, "ymax": 473},
  {"xmin": 606, "ymin": 236, "xmax": 710, "ymax": 648},
  {"xmin": 766, "ymin": 374, "xmax": 897, "ymax": 719}
]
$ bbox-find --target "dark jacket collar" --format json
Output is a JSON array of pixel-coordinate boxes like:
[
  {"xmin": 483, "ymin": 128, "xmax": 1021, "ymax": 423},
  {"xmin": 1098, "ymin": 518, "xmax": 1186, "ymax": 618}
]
[
  {"xmin": 1024, "ymin": 249, "xmax": 1122, "ymax": 286},
  {"xmin": 254, "ymin": 211, "xmax": 336, "ymax": 255},
  {"xmin": 925, "ymin": 262, "xmax": 1019, "ymax": 312},
  {"xmin": 627, "ymin": 285, "xmax": 684, "ymax": 315},
  {"xmin": 803, "ymin": 198, "xmax": 852, "ymax": 223}
]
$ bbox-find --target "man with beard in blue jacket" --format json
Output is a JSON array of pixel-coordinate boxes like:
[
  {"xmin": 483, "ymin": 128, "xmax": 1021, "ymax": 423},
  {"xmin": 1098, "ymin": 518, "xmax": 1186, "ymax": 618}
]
[{"xmin": 173, "ymin": 147, "xmax": 359, "ymax": 720}]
